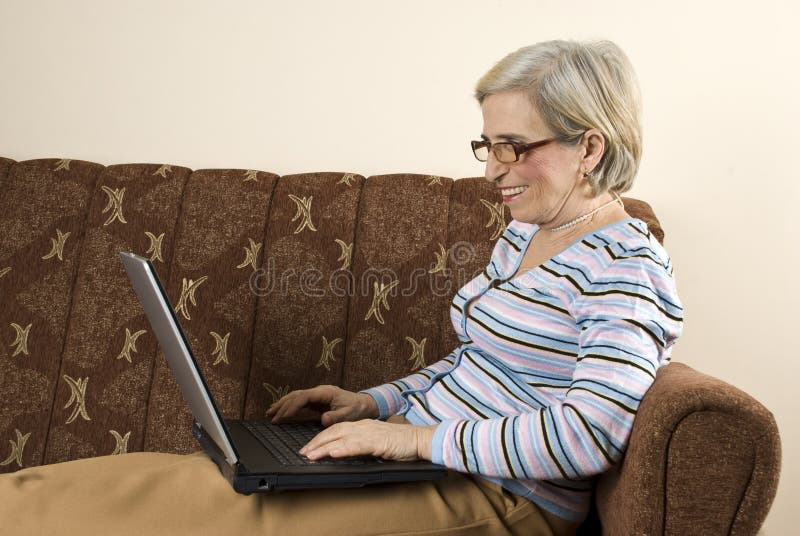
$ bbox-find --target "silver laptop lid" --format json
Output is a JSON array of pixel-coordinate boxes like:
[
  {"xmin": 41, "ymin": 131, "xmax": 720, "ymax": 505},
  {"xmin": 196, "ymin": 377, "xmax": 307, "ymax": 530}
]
[{"xmin": 119, "ymin": 251, "xmax": 239, "ymax": 465}]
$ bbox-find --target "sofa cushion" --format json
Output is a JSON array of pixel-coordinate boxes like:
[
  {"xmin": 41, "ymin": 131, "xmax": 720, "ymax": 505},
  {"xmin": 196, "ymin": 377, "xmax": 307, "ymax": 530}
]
[
  {"xmin": 144, "ymin": 167, "xmax": 279, "ymax": 454},
  {"xmin": 241, "ymin": 172, "xmax": 365, "ymax": 423},
  {"xmin": 0, "ymin": 158, "xmax": 103, "ymax": 471}
]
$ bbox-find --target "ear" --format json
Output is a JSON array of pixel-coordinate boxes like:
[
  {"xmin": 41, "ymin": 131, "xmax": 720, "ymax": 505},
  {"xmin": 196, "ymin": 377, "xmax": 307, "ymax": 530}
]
[{"xmin": 579, "ymin": 128, "xmax": 605, "ymax": 173}]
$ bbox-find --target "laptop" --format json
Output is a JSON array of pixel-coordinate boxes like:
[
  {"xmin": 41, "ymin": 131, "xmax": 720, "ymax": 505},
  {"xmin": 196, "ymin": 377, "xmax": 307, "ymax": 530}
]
[{"xmin": 119, "ymin": 251, "xmax": 446, "ymax": 494}]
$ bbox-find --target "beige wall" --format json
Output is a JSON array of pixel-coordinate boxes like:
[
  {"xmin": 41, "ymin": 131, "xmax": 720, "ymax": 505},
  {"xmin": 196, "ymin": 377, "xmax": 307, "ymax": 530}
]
[{"xmin": 1, "ymin": 0, "xmax": 797, "ymax": 532}]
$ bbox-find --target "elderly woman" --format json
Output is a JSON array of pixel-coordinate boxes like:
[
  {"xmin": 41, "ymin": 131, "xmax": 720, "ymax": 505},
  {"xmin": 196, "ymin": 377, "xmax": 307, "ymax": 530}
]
[
  {"xmin": 269, "ymin": 38, "xmax": 683, "ymax": 534},
  {"xmin": 0, "ymin": 40, "xmax": 682, "ymax": 536}
]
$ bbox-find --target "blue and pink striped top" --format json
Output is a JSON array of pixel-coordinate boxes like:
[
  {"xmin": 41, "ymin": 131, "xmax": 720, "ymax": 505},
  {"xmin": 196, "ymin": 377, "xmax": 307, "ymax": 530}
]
[{"xmin": 363, "ymin": 218, "xmax": 684, "ymax": 522}]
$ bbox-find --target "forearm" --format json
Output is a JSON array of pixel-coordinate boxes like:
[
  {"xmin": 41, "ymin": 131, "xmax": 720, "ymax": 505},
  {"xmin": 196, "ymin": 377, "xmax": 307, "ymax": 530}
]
[
  {"xmin": 361, "ymin": 348, "xmax": 461, "ymax": 418},
  {"xmin": 431, "ymin": 410, "xmax": 617, "ymax": 481}
]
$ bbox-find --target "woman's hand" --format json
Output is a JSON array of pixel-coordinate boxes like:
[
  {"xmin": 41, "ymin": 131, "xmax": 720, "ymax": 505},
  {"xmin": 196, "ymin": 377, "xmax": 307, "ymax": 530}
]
[
  {"xmin": 299, "ymin": 420, "xmax": 438, "ymax": 462},
  {"xmin": 266, "ymin": 385, "xmax": 379, "ymax": 426}
]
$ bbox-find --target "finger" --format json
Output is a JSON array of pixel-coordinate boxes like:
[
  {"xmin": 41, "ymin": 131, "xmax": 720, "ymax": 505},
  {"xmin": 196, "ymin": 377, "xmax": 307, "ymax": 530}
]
[
  {"xmin": 277, "ymin": 387, "xmax": 335, "ymax": 418},
  {"xmin": 271, "ymin": 394, "xmax": 310, "ymax": 423},
  {"xmin": 320, "ymin": 408, "xmax": 351, "ymax": 426},
  {"xmin": 267, "ymin": 390, "xmax": 303, "ymax": 418},
  {"xmin": 305, "ymin": 440, "xmax": 355, "ymax": 460},
  {"xmin": 268, "ymin": 396, "xmax": 292, "ymax": 422},
  {"xmin": 266, "ymin": 395, "xmax": 287, "ymax": 416},
  {"xmin": 266, "ymin": 398, "xmax": 286, "ymax": 416},
  {"xmin": 301, "ymin": 422, "xmax": 384, "ymax": 460},
  {"xmin": 299, "ymin": 424, "xmax": 348, "ymax": 456},
  {"xmin": 304, "ymin": 437, "xmax": 365, "ymax": 460}
]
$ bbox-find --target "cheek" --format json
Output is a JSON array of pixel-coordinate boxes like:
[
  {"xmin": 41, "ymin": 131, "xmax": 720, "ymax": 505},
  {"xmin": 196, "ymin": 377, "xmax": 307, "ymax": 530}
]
[
  {"xmin": 520, "ymin": 154, "xmax": 573, "ymax": 194},
  {"xmin": 516, "ymin": 157, "xmax": 555, "ymax": 191}
]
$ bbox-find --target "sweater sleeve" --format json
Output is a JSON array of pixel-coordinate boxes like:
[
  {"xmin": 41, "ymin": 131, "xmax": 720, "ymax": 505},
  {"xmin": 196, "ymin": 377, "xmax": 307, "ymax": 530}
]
[
  {"xmin": 361, "ymin": 346, "xmax": 464, "ymax": 419},
  {"xmin": 430, "ymin": 255, "xmax": 683, "ymax": 480}
]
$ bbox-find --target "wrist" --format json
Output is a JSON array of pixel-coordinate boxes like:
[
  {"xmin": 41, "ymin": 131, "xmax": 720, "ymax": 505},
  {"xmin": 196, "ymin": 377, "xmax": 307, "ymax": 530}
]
[
  {"xmin": 414, "ymin": 425, "xmax": 437, "ymax": 461},
  {"xmin": 358, "ymin": 393, "xmax": 379, "ymax": 419}
]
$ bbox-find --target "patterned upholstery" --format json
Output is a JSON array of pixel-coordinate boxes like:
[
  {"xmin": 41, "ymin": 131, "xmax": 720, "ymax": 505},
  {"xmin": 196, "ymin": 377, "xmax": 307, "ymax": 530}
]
[
  {"xmin": 2, "ymin": 153, "xmax": 673, "ymax": 472},
  {"xmin": 1, "ymin": 160, "xmax": 529, "ymax": 467},
  {"xmin": 246, "ymin": 172, "xmax": 364, "ymax": 422},
  {"xmin": 0, "ymin": 157, "xmax": 670, "ymax": 469},
  {"xmin": 1, "ymin": 158, "xmax": 104, "ymax": 469},
  {"xmin": 0, "ymin": 154, "xmax": 668, "ymax": 464},
  {"xmin": 46, "ymin": 163, "xmax": 192, "ymax": 463},
  {"xmin": 1, "ymin": 156, "xmax": 782, "ymax": 535}
]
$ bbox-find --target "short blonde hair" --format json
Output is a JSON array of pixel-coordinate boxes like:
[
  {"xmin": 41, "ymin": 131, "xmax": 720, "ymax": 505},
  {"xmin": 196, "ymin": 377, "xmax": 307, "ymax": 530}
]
[{"xmin": 475, "ymin": 40, "xmax": 642, "ymax": 194}]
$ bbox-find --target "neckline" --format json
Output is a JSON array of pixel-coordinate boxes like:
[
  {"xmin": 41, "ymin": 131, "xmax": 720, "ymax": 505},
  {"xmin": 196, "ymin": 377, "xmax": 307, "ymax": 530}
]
[{"xmin": 505, "ymin": 217, "xmax": 643, "ymax": 283}]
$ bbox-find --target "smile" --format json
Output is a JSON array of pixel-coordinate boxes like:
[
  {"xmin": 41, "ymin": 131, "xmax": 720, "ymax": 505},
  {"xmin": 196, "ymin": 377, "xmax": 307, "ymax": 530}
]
[{"xmin": 499, "ymin": 185, "xmax": 528, "ymax": 202}]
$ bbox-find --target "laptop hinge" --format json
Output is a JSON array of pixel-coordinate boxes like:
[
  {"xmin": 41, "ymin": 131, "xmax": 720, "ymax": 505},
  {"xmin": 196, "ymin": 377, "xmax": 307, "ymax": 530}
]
[{"xmin": 193, "ymin": 420, "xmax": 239, "ymax": 467}]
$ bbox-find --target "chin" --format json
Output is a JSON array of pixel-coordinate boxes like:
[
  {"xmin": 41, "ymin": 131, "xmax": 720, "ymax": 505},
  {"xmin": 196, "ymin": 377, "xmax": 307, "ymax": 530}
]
[{"xmin": 507, "ymin": 206, "xmax": 535, "ymax": 224}]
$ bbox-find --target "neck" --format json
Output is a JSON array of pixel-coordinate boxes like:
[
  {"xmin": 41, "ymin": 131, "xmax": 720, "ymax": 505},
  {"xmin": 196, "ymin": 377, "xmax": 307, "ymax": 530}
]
[
  {"xmin": 544, "ymin": 193, "xmax": 623, "ymax": 232},
  {"xmin": 540, "ymin": 179, "xmax": 612, "ymax": 226}
]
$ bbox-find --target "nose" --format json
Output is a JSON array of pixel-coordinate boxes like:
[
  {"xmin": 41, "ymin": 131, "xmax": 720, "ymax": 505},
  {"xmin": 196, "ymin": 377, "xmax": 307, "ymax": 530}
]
[{"xmin": 484, "ymin": 152, "xmax": 508, "ymax": 183}]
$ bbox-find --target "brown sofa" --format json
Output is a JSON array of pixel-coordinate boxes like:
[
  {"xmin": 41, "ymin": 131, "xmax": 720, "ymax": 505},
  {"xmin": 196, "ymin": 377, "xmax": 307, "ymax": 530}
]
[{"xmin": 0, "ymin": 156, "xmax": 781, "ymax": 534}]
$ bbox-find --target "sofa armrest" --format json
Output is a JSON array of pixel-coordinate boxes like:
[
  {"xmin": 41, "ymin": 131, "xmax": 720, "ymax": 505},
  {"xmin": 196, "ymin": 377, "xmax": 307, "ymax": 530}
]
[{"xmin": 595, "ymin": 362, "xmax": 781, "ymax": 535}]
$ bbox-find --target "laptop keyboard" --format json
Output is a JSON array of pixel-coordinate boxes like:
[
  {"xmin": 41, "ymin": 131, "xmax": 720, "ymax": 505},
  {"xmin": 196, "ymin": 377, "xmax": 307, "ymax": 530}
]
[{"xmin": 242, "ymin": 421, "xmax": 377, "ymax": 466}]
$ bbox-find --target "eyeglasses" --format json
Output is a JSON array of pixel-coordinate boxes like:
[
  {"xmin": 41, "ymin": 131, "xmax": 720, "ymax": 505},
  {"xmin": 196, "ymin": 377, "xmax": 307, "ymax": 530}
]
[{"xmin": 471, "ymin": 138, "xmax": 556, "ymax": 163}]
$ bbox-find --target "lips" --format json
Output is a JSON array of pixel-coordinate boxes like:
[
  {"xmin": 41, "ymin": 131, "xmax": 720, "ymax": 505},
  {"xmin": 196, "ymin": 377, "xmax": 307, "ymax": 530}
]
[{"xmin": 499, "ymin": 185, "xmax": 528, "ymax": 203}]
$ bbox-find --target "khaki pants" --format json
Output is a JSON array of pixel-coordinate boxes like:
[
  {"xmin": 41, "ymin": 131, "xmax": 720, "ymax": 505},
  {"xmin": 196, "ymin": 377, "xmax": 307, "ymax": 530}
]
[{"xmin": 0, "ymin": 450, "xmax": 557, "ymax": 535}]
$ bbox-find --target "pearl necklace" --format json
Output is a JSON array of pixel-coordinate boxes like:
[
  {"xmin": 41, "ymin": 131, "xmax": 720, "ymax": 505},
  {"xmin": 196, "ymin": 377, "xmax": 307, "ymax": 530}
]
[{"xmin": 544, "ymin": 193, "xmax": 624, "ymax": 232}]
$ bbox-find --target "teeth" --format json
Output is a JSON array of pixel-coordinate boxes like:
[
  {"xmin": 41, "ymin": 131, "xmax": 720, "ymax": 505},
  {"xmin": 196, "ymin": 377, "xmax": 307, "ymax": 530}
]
[{"xmin": 501, "ymin": 186, "xmax": 527, "ymax": 196}]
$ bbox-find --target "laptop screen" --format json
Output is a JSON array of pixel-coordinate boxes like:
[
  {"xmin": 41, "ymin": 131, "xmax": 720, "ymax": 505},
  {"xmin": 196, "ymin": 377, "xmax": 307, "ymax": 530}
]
[{"xmin": 119, "ymin": 251, "xmax": 240, "ymax": 465}]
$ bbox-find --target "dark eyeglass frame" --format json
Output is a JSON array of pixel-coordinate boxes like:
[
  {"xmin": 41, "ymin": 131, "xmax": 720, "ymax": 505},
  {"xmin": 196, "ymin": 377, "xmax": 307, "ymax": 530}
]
[{"xmin": 471, "ymin": 137, "xmax": 557, "ymax": 163}]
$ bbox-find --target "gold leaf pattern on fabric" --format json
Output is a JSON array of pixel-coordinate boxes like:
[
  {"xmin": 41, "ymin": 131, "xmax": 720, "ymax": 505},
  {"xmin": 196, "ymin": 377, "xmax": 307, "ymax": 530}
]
[
  {"xmin": 101, "ymin": 186, "xmax": 128, "ymax": 226},
  {"xmin": 480, "ymin": 199, "xmax": 506, "ymax": 241},
  {"xmin": 211, "ymin": 282, "xmax": 253, "ymax": 326},
  {"xmin": 110, "ymin": 430, "xmax": 131, "ymax": 455},
  {"xmin": 153, "ymin": 164, "xmax": 172, "ymax": 178},
  {"xmin": 0, "ymin": 368, "xmax": 50, "ymax": 434},
  {"xmin": 63, "ymin": 375, "xmax": 91, "ymax": 424},
  {"xmin": 288, "ymin": 194, "xmax": 317, "ymax": 234},
  {"xmin": 10, "ymin": 322, "xmax": 32, "ymax": 357},
  {"xmin": 210, "ymin": 331, "xmax": 230, "ymax": 365},
  {"xmin": 427, "ymin": 175, "xmax": 443, "ymax": 186},
  {"xmin": 0, "ymin": 267, "xmax": 10, "ymax": 279},
  {"xmin": 263, "ymin": 383, "xmax": 290, "ymax": 405},
  {"xmin": 145, "ymin": 231, "xmax": 165, "ymax": 262},
  {"xmin": 15, "ymin": 267, "xmax": 72, "ymax": 337},
  {"xmin": 175, "ymin": 275, "xmax": 209, "ymax": 321},
  {"xmin": 235, "ymin": 238, "xmax": 262, "ymax": 272},
  {"xmin": 53, "ymin": 159, "xmax": 71, "ymax": 171},
  {"xmin": 429, "ymin": 243, "xmax": 447, "ymax": 274},
  {"xmin": 365, "ymin": 279, "xmax": 400, "ymax": 325},
  {"xmin": 405, "ymin": 336, "xmax": 427, "ymax": 371},
  {"xmin": 316, "ymin": 336, "xmax": 343, "ymax": 371},
  {"xmin": 243, "ymin": 170, "xmax": 259, "ymax": 182},
  {"xmin": 334, "ymin": 239, "xmax": 353, "ymax": 271},
  {"xmin": 0, "ymin": 429, "xmax": 31, "ymax": 468},
  {"xmin": 116, "ymin": 328, "xmax": 147, "ymax": 363},
  {"xmin": 337, "ymin": 173, "xmax": 356, "ymax": 186},
  {"xmin": 44, "ymin": 427, "xmax": 96, "ymax": 463},
  {"xmin": 98, "ymin": 359, "xmax": 149, "ymax": 416},
  {"xmin": 41, "ymin": 229, "xmax": 71, "ymax": 261}
]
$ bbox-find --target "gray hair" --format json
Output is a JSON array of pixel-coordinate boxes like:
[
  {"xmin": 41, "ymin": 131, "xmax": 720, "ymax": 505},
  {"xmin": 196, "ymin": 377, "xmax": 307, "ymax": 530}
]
[{"xmin": 475, "ymin": 40, "xmax": 642, "ymax": 194}]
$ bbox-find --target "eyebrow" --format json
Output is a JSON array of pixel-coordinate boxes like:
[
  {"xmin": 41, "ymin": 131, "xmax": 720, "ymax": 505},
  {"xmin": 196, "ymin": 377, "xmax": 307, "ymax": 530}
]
[{"xmin": 479, "ymin": 133, "xmax": 526, "ymax": 142}]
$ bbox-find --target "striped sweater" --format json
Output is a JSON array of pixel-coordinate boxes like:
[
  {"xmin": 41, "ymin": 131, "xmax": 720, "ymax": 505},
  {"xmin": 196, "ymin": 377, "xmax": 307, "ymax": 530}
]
[{"xmin": 363, "ymin": 218, "xmax": 684, "ymax": 522}]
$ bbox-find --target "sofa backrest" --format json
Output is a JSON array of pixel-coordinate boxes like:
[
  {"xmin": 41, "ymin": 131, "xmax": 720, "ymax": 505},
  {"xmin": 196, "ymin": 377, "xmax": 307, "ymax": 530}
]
[{"xmin": 0, "ymin": 157, "xmax": 663, "ymax": 471}]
